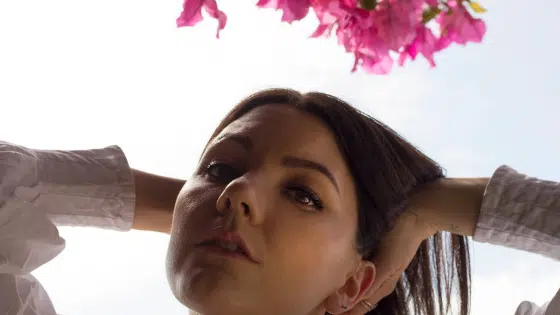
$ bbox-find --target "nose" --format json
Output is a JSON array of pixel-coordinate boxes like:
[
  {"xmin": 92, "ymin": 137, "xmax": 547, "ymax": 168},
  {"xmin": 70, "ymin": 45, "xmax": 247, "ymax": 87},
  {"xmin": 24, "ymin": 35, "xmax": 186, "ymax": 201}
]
[{"xmin": 216, "ymin": 176, "xmax": 263, "ymax": 228}]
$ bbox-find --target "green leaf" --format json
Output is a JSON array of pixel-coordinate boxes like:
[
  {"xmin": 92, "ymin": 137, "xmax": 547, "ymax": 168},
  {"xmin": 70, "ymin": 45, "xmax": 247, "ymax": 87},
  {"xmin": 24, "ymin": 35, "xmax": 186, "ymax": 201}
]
[
  {"xmin": 359, "ymin": 0, "xmax": 378, "ymax": 10},
  {"xmin": 468, "ymin": 1, "xmax": 487, "ymax": 13},
  {"xmin": 422, "ymin": 7, "xmax": 441, "ymax": 24}
]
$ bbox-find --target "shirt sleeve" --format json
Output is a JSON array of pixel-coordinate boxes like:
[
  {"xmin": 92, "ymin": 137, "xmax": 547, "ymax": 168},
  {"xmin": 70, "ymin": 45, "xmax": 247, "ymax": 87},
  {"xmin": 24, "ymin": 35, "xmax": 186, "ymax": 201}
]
[
  {"xmin": 474, "ymin": 165, "xmax": 560, "ymax": 315},
  {"xmin": 474, "ymin": 165, "xmax": 560, "ymax": 260},
  {"xmin": 0, "ymin": 141, "xmax": 135, "ymax": 315},
  {"xmin": 513, "ymin": 289, "xmax": 560, "ymax": 315}
]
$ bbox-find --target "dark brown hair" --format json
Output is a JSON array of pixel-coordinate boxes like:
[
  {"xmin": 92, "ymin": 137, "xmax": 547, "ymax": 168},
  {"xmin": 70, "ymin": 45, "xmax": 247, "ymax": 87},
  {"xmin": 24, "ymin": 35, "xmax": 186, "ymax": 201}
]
[{"xmin": 208, "ymin": 88, "xmax": 471, "ymax": 315}]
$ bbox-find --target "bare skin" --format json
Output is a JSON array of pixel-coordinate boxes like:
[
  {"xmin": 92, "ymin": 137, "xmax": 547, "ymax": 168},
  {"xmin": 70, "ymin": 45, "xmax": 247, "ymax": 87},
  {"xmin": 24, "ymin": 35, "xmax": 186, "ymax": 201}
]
[
  {"xmin": 130, "ymin": 145, "xmax": 489, "ymax": 315},
  {"xmin": 165, "ymin": 105, "xmax": 376, "ymax": 315},
  {"xmin": 131, "ymin": 169, "xmax": 184, "ymax": 233},
  {"xmin": 346, "ymin": 177, "xmax": 489, "ymax": 314}
]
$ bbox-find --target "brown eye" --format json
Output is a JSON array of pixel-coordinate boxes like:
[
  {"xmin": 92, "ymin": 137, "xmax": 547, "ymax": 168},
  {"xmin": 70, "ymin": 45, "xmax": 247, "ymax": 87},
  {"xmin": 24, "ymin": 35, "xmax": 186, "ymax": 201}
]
[
  {"xmin": 292, "ymin": 190, "xmax": 312, "ymax": 205},
  {"xmin": 285, "ymin": 186, "xmax": 324, "ymax": 210}
]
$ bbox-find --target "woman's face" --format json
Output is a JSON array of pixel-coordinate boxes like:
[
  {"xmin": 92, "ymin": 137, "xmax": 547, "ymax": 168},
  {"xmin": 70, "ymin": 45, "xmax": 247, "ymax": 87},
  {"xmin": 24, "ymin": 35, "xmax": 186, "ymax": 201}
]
[{"xmin": 167, "ymin": 104, "xmax": 375, "ymax": 315}]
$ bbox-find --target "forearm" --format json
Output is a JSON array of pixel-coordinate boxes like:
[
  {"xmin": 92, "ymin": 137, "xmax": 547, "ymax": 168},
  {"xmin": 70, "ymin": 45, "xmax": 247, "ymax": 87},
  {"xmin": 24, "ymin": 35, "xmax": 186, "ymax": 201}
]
[
  {"xmin": 416, "ymin": 177, "xmax": 489, "ymax": 237},
  {"xmin": 132, "ymin": 169, "xmax": 185, "ymax": 233},
  {"xmin": 437, "ymin": 178, "xmax": 488, "ymax": 236}
]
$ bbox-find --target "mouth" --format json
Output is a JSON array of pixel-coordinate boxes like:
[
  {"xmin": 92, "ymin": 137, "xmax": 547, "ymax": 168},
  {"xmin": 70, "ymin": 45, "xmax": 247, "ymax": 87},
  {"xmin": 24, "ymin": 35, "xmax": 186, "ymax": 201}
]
[{"xmin": 197, "ymin": 231, "xmax": 259, "ymax": 264}]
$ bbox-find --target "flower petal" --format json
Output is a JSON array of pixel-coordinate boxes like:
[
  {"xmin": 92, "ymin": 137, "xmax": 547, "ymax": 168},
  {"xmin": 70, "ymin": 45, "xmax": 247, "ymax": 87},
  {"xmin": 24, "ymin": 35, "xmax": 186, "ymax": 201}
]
[
  {"xmin": 177, "ymin": 0, "xmax": 205, "ymax": 27},
  {"xmin": 203, "ymin": 0, "xmax": 227, "ymax": 38},
  {"xmin": 256, "ymin": 0, "xmax": 311, "ymax": 23},
  {"xmin": 177, "ymin": 0, "xmax": 227, "ymax": 38}
]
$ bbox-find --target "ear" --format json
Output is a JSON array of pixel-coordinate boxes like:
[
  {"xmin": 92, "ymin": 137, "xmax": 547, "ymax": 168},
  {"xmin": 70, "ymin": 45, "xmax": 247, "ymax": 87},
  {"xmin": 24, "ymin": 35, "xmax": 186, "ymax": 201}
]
[{"xmin": 323, "ymin": 260, "xmax": 376, "ymax": 314}]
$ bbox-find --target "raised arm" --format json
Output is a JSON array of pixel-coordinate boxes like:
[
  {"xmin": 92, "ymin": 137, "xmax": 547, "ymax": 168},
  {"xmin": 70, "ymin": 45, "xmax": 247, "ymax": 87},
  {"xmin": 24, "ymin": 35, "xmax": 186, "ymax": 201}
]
[
  {"xmin": 425, "ymin": 165, "xmax": 560, "ymax": 259},
  {"xmin": 0, "ymin": 141, "xmax": 183, "ymax": 314},
  {"xmin": 348, "ymin": 165, "xmax": 560, "ymax": 315}
]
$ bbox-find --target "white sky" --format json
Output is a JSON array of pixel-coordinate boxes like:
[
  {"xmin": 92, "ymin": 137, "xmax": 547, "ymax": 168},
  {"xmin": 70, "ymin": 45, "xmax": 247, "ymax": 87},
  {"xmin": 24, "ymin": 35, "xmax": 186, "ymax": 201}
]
[{"xmin": 1, "ymin": 0, "xmax": 559, "ymax": 314}]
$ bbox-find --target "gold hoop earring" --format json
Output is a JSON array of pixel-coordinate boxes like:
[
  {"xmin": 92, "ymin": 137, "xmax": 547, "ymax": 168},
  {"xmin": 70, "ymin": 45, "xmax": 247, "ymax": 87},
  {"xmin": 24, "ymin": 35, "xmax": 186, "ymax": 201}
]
[{"xmin": 360, "ymin": 300, "xmax": 377, "ymax": 311}]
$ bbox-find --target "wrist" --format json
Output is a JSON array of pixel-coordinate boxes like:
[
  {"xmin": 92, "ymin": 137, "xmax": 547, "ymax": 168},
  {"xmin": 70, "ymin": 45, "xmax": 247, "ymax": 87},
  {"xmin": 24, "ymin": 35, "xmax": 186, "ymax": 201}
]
[
  {"xmin": 415, "ymin": 178, "xmax": 488, "ymax": 237},
  {"xmin": 132, "ymin": 169, "xmax": 184, "ymax": 233},
  {"xmin": 133, "ymin": 206, "xmax": 173, "ymax": 233}
]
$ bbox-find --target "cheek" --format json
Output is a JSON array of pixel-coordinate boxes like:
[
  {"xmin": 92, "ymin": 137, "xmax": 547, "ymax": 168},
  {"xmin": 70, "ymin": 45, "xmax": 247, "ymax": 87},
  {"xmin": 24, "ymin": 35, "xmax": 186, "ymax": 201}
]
[
  {"xmin": 264, "ymin": 212, "xmax": 356, "ymax": 294},
  {"xmin": 171, "ymin": 179, "xmax": 220, "ymax": 234},
  {"xmin": 166, "ymin": 178, "xmax": 221, "ymax": 278}
]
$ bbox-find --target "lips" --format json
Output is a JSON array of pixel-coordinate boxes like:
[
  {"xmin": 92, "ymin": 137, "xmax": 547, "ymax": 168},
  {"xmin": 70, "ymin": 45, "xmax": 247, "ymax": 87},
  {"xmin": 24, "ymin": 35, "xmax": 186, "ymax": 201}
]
[{"xmin": 197, "ymin": 230, "xmax": 259, "ymax": 263}]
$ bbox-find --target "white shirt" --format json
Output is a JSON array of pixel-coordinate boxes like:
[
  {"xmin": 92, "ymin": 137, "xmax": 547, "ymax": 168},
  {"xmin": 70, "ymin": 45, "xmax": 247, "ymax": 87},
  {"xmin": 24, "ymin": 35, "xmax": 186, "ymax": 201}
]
[{"xmin": 0, "ymin": 141, "xmax": 558, "ymax": 315}]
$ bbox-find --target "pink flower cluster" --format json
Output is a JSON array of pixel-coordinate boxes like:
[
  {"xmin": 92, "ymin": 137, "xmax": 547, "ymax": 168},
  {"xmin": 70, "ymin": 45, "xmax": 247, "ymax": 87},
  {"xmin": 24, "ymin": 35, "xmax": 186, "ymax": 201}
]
[{"xmin": 177, "ymin": 0, "xmax": 487, "ymax": 74}]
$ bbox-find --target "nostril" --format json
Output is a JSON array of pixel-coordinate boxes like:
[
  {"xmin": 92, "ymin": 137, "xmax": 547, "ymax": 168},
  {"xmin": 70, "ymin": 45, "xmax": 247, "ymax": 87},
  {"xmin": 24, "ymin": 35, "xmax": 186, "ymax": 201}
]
[
  {"xmin": 241, "ymin": 202, "xmax": 249, "ymax": 216},
  {"xmin": 226, "ymin": 198, "xmax": 232, "ymax": 209}
]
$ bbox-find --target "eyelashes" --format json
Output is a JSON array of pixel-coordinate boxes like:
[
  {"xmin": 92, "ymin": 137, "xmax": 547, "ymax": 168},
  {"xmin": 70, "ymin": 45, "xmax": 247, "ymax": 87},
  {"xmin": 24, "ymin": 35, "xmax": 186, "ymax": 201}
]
[
  {"xmin": 202, "ymin": 161, "xmax": 325, "ymax": 211},
  {"xmin": 283, "ymin": 186, "xmax": 324, "ymax": 210},
  {"xmin": 205, "ymin": 161, "xmax": 240, "ymax": 183}
]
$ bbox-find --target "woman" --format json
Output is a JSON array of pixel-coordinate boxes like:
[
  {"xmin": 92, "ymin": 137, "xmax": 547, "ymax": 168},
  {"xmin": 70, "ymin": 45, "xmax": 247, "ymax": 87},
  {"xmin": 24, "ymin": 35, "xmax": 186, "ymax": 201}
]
[{"xmin": 1, "ymin": 88, "xmax": 558, "ymax": 315}]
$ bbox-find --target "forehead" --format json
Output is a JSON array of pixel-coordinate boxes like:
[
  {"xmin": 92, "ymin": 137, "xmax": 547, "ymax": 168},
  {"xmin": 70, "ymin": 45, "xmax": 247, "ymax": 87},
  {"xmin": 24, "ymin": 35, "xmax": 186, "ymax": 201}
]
[{"xmin": 216, "ymin": 104, "xmax": 339, "ymax": 156}]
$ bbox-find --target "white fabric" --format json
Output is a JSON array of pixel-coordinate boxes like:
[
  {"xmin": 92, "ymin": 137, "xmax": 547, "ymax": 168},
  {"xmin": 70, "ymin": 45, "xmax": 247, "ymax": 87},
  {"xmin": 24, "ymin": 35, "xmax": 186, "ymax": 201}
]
[{"xmin": 0, "ymin": 141, "xmax": 134, "ymax": 314}]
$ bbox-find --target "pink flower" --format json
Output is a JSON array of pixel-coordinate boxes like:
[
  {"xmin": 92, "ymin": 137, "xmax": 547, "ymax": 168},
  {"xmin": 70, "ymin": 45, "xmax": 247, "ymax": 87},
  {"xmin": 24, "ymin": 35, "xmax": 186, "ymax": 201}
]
[
  {"xmin": 357, "ymin": 53, "xmax": 394, "ymax": 74},
  {"xmin": 373, "ymin": 0, "xmax": 424, "ymax": 50},
  {"xmin": 435, "ymin": 0, "xmax": 486, "ymax": 50},
  {"xmin": 176, "ymin": 0, "xmax": 227, "ymax": 38},
  {"xmin": 256, "ymin": 0, "xmax": 312, "ymax": 23},
  {"xmin": 398, "ymin": 26, "xmax": 438, "ymax": 67},
  {"xmin": 310, "ymin": 1, "xmax": 394, "ymax": 73},
  {"xmin": 176, "ymin": 0, "xmax": 488, "ymax": 74}
]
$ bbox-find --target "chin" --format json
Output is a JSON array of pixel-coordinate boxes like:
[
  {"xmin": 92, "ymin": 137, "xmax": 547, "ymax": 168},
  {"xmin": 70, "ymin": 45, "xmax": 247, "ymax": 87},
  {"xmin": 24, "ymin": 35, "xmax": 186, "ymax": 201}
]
[
  {"xmin": 186, "ymin": 300, "xmax": 250, "ymax": 315},
  {"xmin": 177, "ymin": 285, "xmax": 255, "ymax": 315},
  {"xmin": 167, "ymin": 262, "xmax": 256, "ymax": 315}
]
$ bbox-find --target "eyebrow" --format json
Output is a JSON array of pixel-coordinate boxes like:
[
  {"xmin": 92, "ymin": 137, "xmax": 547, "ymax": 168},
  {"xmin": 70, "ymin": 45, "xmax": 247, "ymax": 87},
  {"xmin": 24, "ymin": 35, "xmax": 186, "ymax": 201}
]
[
  {"xmin": 282, "ymin": 156, "xmax": 339, "ymax": 193},
  {"xmin": 213, "ymin": 135, "xmax": 339, "ymax": 193},
  {"xmin": 215, "ymin": 133, "xmax": 253, "ymax": 152}
]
